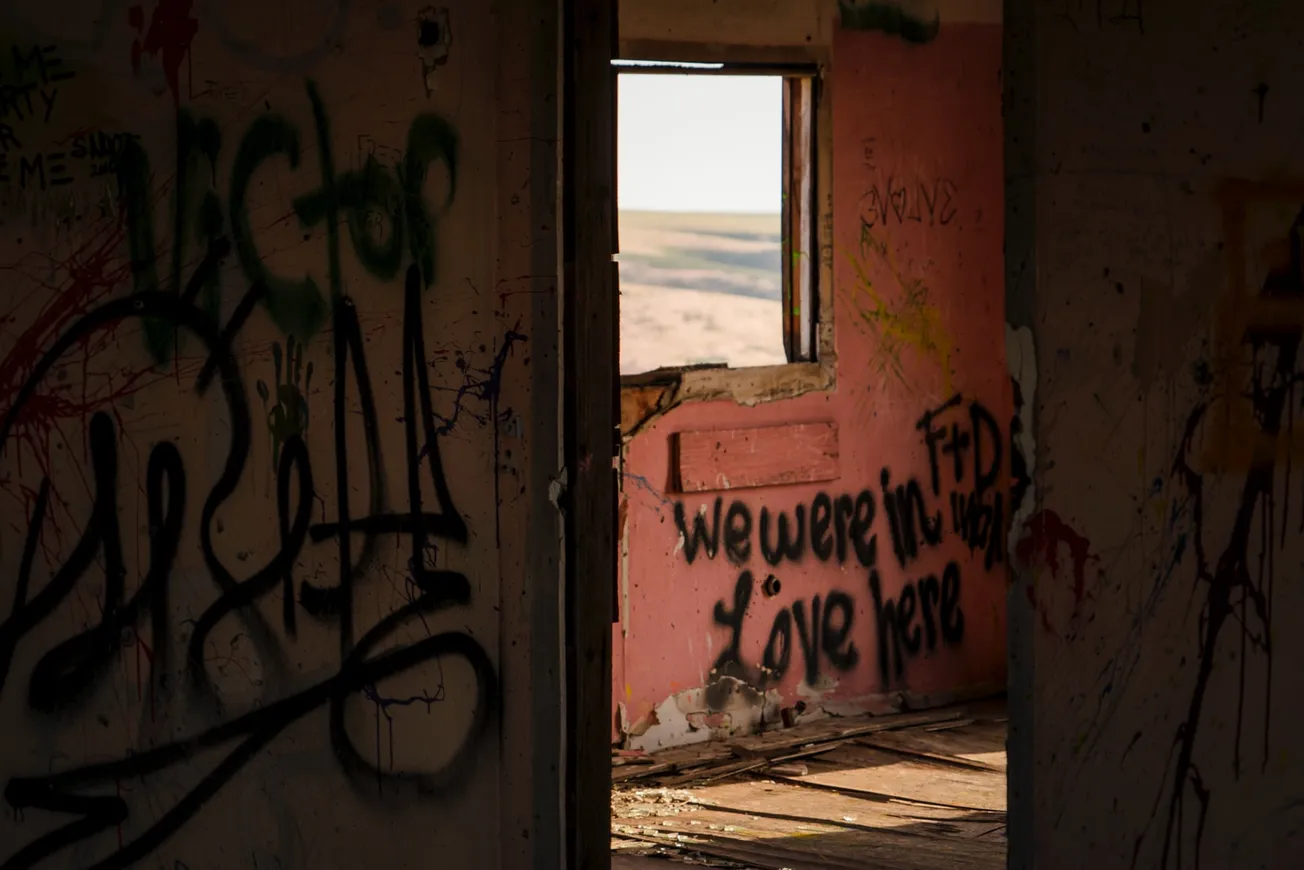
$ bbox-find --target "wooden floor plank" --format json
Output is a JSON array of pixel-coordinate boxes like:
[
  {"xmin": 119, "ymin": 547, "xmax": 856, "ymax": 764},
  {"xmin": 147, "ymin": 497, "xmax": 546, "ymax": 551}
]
[
  {"xmin": 860, "ymin": 720, "xmax": 1008, "ymax": 771},
  {"xmin": 782, "ymin": 744, "xmax": 1006, "ymax": 812},
  {"xmin": 613, "ymin": 823, "xmax": 1004, "ymax": 870},
  {"xmin": 611, "ymin": 697, "xmax": 1009, "ymax": 869},
  {"xmin": 688, "ymin": 780, "xmax": 1006, "ymax": 839},
  {"xmin": 613, "ymin": 706, "xmax": 969, "ymax": 785},
  {"xmin": 851, "ymin": 737, "xmax": 1004, "ymax": 773}
]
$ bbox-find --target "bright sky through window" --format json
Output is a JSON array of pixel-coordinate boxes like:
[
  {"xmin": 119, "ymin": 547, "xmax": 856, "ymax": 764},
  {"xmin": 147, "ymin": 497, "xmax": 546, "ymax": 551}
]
[
  {"xmin": 616, "ymin": 72, "xmax": 787, "ymax": 374},
  {"xmin": 617, "ymin": 74, "xmax": 782, "ymax": 214}
]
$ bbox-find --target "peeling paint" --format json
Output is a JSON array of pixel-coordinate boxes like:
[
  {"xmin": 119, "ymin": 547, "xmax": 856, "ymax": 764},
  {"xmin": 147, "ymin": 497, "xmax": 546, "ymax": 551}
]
[
  {"xmin": 624, "ymin": 705, "xmax": 659, "ymax": 739},
  {"xmin": 548, "ymin": 466, "xmax": 567, "ymax": 510},
  {"xmin": 619, "ymin": 496, "xmax": 632, "ymax": 636},
  {"xmin": 1007, "ymin": 321, "xmax": 1052, "ymax": 633},
  {"xmin": 625, "ymin": 678, "xmax": 782, "ymax": 753},
  {"xmin": 796, "ymin": 674, "xmax": 839, "ymax": 704},
  {"xmin": 622, "ymin": 680, "xmax": 1003, "ymax": 752},
  {"xmin": 619, "ymin": 361, "xmax": 836, "ymax": 441},
  {"xmin": 620, "ymin": 381, "xmax": 678, "ymax": 439},
  {"xmin": 416, "ymin": 6, "xmax": 452, "ymax": 96}
]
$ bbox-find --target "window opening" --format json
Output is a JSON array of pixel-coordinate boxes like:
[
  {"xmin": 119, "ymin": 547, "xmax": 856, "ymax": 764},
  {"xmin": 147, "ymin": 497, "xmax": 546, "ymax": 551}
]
[{"xmin": 616, "ymin": 66, "xmax": 817, "ymax": 376}]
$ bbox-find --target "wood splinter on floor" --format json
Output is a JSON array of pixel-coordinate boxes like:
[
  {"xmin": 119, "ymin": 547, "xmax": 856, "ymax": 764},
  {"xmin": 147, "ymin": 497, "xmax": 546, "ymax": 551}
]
[{"xmin": 611, "ymin": 697, "xmax": 1008, "ymax": 870}]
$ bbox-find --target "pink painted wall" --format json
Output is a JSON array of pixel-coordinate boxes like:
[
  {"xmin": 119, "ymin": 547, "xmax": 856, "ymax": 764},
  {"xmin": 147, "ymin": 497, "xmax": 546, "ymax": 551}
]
[{"xmin": 615, "ymin": 23, "xmax": 1010, "ymax": 749}]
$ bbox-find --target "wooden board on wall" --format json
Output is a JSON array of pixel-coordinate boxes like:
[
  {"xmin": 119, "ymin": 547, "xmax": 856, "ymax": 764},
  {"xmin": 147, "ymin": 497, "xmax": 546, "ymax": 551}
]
[{"xmin": 675, "ymin": 421, "xmax": 839, "ymax": 492}]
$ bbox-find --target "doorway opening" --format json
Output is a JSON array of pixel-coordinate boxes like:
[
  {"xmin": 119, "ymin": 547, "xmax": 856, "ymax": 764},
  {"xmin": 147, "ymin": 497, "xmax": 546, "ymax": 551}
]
[{"xmin": 602, "ymin": 17, "xmax": 1010, "ymax": 870}]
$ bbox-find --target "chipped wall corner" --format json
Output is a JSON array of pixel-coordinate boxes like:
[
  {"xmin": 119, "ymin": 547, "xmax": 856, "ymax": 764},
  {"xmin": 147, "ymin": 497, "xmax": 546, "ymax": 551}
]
[
  {"xmin": 619, "ymin": 362, "xmax": 836, "ymax": 442},
  {"xmin": 418, "ymin": 6, "xmax": 453, "ymax": 95},
  {"xmin": 623, "ymin": 678, "xmax": 783, "ymax": 753}
]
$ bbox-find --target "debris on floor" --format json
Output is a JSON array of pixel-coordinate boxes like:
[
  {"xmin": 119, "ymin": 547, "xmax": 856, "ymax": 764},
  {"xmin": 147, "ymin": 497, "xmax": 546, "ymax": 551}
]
[{"xmin": 610, "ymin": 697, "xmax": 1008, "ymax": 870}]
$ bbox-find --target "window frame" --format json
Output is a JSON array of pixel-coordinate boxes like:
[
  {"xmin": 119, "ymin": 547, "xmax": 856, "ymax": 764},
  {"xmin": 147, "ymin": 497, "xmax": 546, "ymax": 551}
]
[
  {"xmin": 613, "ymin": 43, "xmax": 836, "ymax": 412},
  {"xmin": 782, "ymin": 72, "xmax": 818, "ymax": 364}
]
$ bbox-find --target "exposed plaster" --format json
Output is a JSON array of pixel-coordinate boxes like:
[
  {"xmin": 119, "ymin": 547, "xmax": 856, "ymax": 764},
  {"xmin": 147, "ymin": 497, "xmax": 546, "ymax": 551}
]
[
  {"xmin": 623, "ymin": 680, "xmax": 1004, "ymax": 751},
  {"xmin": 624, "ymin": 677, "xmax": 783, "ymax": 752},
  {"xmin": 620, "ymin": 380, "xmax": 679, "ymax": 440},
  {"xmin": 795, "ymin": 674, "xmax": 840, "ymax": 707},
  {"xmin": 416, "ymin": 6, "xmax": 453, "ymax": 96},
  {"xmin": 547, "ymin": 466, "xmax": 567, "ymax": 511},
  {"xmin": 619, "ymin": 361, "xmax": 837, "ymax": 440},
  {"xmin": 619, "ymin": 497, "xmax": 632, "ymax": 637}
]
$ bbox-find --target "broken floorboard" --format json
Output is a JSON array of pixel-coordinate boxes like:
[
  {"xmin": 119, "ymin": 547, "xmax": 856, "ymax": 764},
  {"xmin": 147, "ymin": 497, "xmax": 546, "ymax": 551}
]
[{"xmin": 611, "ymin": 698, "xmax": 1007, "ymax": 869}]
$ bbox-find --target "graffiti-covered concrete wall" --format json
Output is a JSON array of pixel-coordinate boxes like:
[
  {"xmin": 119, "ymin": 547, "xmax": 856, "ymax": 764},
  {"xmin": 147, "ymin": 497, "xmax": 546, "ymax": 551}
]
[
  {"xmin": 0, "ymin": 1, "xmax": 563, "ymax": 868},
  {"xmin": 1007, "ymin": 1, "xmax": 1304, "ymax": 867},
  {"xmin": 615, "ymin": 0, "xmax": 1009, "ymax": 750}
]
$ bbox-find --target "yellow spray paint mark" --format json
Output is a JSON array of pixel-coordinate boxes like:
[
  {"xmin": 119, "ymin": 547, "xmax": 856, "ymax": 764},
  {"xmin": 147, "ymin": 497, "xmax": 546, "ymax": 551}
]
[{"xmin": 841, "ymin": 229, "xmax": 954, "ymax": 394}]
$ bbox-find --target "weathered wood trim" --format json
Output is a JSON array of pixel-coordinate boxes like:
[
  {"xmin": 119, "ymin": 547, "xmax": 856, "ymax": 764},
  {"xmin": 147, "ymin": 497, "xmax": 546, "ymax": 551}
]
[
  {"xmin": 619, "ymin": 38, "xmax": 828, "ymax": 66},
  {"xmin": 564, "ymin": 0, "xmax": 618, "ymax": 866},
  {"xmin": 620, "ymin": 0, "xmax": 833, "ymax": 48},
  {"xmin": 614, "ymin": 38, "xmax": 837, "ymax": 423},
  {"xmin": 675, "ymin": 421, "xmax": 841, "ymax": 492},
  {"xmin": 619, "ymin": 361, "xmax": 837, "ymax": 439}
]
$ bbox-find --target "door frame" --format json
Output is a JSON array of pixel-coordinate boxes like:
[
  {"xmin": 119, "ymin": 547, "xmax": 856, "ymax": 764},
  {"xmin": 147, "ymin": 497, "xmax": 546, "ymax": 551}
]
[{"xmin": 563, "ymin": 0, "xmax": 618, "ymax": 867}]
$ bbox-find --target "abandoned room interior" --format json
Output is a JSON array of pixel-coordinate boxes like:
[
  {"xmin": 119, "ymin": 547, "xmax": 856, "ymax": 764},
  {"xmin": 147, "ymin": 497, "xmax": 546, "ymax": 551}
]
[{"xmin": 0, "ymin": 0, "xmax": 1299, "ymax": 868}]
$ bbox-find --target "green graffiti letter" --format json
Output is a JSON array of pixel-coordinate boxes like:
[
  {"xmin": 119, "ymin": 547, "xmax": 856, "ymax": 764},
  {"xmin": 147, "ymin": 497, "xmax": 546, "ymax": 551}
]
[
  {"xmin": 117, "ymin": 138, "xmax": 170, "ymax": 362},
  {"xmin": 230, "ymin": 115, "xmax": 327, "ymax": 341},
  {"xmin": 173, "ymin": 110, "xmax": 224, "ymax": 326},
  {"xmin": 336, "ymin": 156, "xmax": 405, "ymax": 280},
  {"xmin": 118, "ymin": 113, "xmax": 226, "ymax": 365},
  {"xmin": 402, "ymin": 114, "xmax": 459, "ymax": 286}
]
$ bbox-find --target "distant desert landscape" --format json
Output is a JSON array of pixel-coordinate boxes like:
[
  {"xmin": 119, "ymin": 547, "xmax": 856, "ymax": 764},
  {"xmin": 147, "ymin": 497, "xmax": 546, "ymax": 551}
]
[{"xmin": 618, "ymin": 210, "xmax": 787, "ymax": 374}]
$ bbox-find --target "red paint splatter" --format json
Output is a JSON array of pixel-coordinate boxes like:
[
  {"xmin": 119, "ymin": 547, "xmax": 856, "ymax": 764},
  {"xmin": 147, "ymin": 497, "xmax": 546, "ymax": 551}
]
[
  {"xmin": 129, "ymin": 0, "xmax": 199, "ymax": 104},
  {"xmin": 1015, "ymin": 509, "xmax": 1097, "ymax": 605},
  {"xmin": 1024, "ymin": 584, "xmax": 1055, "ymax": 635},
  {"xmin": 0, "ymin": 213, "xmax": 167, "ymax": 557}
]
